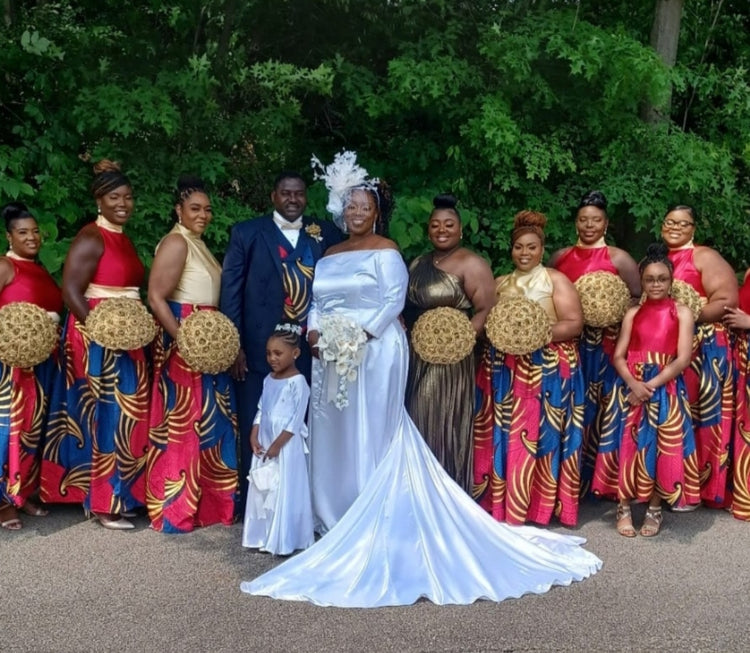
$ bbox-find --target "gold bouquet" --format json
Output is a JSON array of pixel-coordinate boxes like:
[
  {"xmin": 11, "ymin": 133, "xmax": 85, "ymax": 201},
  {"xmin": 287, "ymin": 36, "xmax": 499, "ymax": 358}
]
[
  {"xmin": 411, "ymin": 307, "xmax": 476, "ymax": 365},
  {"xmin": 85, "ymin": 298, "xmax": 157, "ymax": 350},
  {"xmin": 0, "ymin": 302, "xmax": 58, "ymax": 368},
  {"xmin": 176, "ymin": 310, "xmax": 240, "ymax": 374},
  {"xmin": 671, "ymin": 279, "xmax": 703, "ymax": 321},
  {"xmin": 485, "ymin": 296, "xmax": 551, "ymax": 355},
  {"xmin": 574, "ymin": 271, "xmax": 630, "ymax": 327}
]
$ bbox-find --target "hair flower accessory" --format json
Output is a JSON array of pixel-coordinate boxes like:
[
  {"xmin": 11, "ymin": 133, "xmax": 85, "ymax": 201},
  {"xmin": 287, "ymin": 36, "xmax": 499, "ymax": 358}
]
[
  {"xmin": 311, "ymin": 150, "xmax": 379, "ymax": 229},
  {"xmin": 304, "ymin": 223, "xmax": 322, "ymax": 242},
  {"xmin": 316, "ymin": 312, "xmax": 368, "ymax": 409},
  {"xmin": 274, "ymin": 323, "xmax": 303, "ymax": 336}
]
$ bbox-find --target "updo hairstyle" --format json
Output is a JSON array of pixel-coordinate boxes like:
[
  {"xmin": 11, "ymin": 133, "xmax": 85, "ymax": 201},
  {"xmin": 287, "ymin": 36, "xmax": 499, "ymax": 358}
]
[
  {"xmin": 91, "ymin": 159, "xmax": 131, "ymax": 199},
  {"xmin": 431, "ymin": 193, "xmax": 461, "ymax": 221},
  {"xmin": 345, "ymin": 179, "xmax": 395, "ymax": 237},
  {"xmin": 1, "ymin": 202, "xmax": 34, "ymax": 232},
  {"xmin": 577, "ymin": 190, "xmax": 608, "ymax": 216},
  {"xmin": 638, "ymin": 242, "xmax": 673, "ymax": 277},
  {"xmin": 511, "ymin": 210, "xmax": 547, "ymax": 246}
]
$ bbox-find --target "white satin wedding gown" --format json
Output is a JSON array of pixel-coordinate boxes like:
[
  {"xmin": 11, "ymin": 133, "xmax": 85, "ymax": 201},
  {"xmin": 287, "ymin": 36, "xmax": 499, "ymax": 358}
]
[{"xmin": 241, "ymin": 249, "xmax": 601, "ymax": 607}]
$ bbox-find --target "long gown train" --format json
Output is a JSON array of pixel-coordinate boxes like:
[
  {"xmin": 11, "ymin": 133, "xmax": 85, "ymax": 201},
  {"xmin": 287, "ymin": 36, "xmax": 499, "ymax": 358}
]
[{"xmin": 242, "ymin": 409, "xmax": 601, "ymax": 607}]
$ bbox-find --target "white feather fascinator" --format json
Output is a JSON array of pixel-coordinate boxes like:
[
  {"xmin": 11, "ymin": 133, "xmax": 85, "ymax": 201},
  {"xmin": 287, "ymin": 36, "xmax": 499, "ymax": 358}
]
[{"xmin": 310, "ymin": 150, "xmax": 379, "ymax": 229}]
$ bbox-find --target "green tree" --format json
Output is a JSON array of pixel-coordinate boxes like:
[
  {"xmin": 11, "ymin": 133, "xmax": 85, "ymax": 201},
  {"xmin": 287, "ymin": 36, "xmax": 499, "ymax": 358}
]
[{"xmin": 1, "ymin": 0, "xmax": 748, "ymax": 275}]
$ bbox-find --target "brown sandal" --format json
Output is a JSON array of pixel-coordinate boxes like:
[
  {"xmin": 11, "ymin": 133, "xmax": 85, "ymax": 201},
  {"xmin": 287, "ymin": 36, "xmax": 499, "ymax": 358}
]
[
  {"xmin": 616, "ymin": 504, "xmax": 636, "ymax": 538},
  {"xmin": 640, "ymin": 506, "xmax": 663, "ymax": 537}
]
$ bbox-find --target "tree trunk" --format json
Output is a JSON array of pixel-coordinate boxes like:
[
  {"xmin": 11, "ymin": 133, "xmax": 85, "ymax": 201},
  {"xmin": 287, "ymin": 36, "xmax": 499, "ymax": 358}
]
[
  {"xmin": 218, "ymin": 0, "xmax": 239, "ymax": 61},
  {"xmin": 642, "ymin": 0, "xmax": 684, "ymax": 124},
  {"xmin": 4, "ymin": 0, "xmax": 14, "ymax": 27}
]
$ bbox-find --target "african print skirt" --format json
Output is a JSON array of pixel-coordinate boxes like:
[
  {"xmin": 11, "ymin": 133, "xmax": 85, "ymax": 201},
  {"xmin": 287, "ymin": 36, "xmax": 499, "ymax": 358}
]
[
  {"xmin": 473, "ymin": 340, "xmax": 585, "ymax": 527},
  {"xmin": 146, "ymin": 302, "xmax": 238, "ymax": 533},
  {"xmin": 41, "ymin": 300, "xmax": 150, "ymax": 514},
  {"xmin": 578, "ymin": 324, "xmax": 620, "ymax": 496},
  {"xmin": 591, "ymin": 352, "xmax": 700, "ymax": 507},
  {"xmin": 0, "ymin": 356, "xmax": 58, "ymax": 506},
  {"xmin": 729, "ymin": 330, "xmax": 750, "ymax": 520}
]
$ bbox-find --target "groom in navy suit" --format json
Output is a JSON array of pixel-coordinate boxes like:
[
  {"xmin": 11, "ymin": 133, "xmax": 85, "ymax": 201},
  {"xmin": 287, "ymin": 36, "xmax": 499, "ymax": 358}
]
[{"xmin": 220, "ymin": 171, "xmax": 342, "ymax": 503}]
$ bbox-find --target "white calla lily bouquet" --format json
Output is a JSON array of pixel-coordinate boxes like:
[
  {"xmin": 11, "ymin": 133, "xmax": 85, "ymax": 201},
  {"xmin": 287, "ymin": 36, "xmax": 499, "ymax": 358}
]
[{"xmin": 317, "ymin": 313, "xmax": 368, "ymax": 409}]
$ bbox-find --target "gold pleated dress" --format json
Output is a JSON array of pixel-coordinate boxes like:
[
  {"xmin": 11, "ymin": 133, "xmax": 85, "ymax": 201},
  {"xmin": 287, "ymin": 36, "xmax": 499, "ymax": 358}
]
[{"xmin": 405, "ymin": 254, "xmax": 474, "ymax": 493}]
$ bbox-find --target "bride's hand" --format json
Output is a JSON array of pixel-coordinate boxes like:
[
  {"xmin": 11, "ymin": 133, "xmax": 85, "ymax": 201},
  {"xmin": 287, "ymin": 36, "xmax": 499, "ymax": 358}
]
[{"xmin": 308, "ymin": 330, "xmax": 320, "ymax": 358}]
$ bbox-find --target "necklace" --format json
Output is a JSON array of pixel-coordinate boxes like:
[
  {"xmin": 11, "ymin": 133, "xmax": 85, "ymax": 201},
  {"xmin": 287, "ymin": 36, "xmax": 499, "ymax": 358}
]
[{"xmin": 433, "ymin": 247, "xmax": 460, "ymax": 265}]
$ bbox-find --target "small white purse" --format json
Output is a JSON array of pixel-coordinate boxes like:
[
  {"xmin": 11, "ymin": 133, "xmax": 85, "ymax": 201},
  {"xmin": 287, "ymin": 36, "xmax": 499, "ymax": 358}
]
[
  {"xmin": 246, "ymin": 459, "xmax": 280, "ymax": 518},
  {"xmin": 248, "ymin": 459, "xmax": 280, "ymax": 492}
]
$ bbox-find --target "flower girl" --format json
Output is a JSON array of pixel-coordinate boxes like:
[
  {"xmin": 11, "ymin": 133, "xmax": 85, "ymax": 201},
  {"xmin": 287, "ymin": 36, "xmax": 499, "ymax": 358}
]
[{"xmin": 242, "ymin": 323, "xmax": 314, "ymax": 555}]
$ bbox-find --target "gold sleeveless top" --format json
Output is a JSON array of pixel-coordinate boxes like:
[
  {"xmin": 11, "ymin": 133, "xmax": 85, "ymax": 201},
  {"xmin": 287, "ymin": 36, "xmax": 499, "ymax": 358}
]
[
  {"xmin": 157, "ymin": 223, "xmax": 222, "ymax": 306},
  {"xmin": 495, "ymin": 264, "xmax": 557, "ymax": 323}
]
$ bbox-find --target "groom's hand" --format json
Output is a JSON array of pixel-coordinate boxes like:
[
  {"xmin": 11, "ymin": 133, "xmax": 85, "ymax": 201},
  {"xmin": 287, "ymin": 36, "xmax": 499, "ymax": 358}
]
[{"xmin": 231, "ymin": 348, "xmax": 248, "ymax": 381}]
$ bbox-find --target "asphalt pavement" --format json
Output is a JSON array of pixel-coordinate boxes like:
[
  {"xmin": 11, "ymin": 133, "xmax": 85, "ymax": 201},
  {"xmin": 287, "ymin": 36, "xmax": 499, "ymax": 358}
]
[{"xmin": 2, "ymin": 498, "xmax": 749, "ymax": 653}]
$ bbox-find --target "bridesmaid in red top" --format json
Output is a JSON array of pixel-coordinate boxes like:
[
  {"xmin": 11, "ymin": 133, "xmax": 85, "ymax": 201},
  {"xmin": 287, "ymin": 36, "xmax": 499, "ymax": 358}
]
[
  {"xmin": 548, "ymin": 190, "xmax": 640, "ymax": 494},
  {"xmin": 661, "ymin": 205, "xmax": 737, "ymax": 510},
  {"xmin": 0, "ymin": 203, "xmax": 62, "ymax": 530},
  {"xmin": 607, "ymin": 243, "xmax": 698, "ymax": 538},
  {"xmin": 41, "ymin": 160, "xmax": 150, "ymax": 530},
  {"xmin": 723, "ymin": 272, "xmax": 750, "ymax": 520}
]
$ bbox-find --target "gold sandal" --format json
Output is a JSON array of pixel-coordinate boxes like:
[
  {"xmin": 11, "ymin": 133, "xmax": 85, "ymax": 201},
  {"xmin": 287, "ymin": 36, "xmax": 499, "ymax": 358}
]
[
  {"xmin": 640, "ymin": 506, "xmax": 663, "ymax": 537},
  {"xmin": 616, "ymin": 504, "xmax": 636, "ymax": 538}
]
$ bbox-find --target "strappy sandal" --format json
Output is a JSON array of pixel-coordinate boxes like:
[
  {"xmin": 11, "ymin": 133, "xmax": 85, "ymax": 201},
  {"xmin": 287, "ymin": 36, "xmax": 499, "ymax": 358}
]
[
  {"xmin": 616, "ymin": 504, "xmax": 636, "ymax": 538},
  {"xmin": 0, "ymin": 503, "xmax": 22, "ymax": 531},
  {"xmin": 20, "ymin": 500, "xmax": 49, "ymax": 517},
  {"xmin": 640, "ymin": 506, "xmax": 663, "ymax": 537}
]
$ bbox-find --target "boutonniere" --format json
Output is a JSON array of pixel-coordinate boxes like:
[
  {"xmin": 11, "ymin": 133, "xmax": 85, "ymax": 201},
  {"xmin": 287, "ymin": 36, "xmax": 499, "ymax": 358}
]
[{"xmin": 304, "ymin": 223, "xmax": 323, "ymax": 242}]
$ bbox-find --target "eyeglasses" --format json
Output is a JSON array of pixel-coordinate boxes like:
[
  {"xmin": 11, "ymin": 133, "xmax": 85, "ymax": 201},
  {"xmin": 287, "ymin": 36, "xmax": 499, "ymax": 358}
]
[{"xmin": 663, "ymin": 218, "xmax": 694, "ymax": 229}]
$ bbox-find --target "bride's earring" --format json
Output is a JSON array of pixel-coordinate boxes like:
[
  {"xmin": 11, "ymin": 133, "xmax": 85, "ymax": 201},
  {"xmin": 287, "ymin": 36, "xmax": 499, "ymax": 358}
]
[{"xmin": 97, "ymin": 205, "xmax": 102, "ymax": 215}]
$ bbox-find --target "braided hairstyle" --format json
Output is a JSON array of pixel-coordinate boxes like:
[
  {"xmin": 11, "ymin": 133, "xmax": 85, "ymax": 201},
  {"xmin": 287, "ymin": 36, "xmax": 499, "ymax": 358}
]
[
  {"xmin": 175, "ymin": 174, "xmax": 207, "ymax": 204},
  {"xmin": 173, "ymin": 174, "xmax": 209, "ymax": 222},
  {"xmin": 91, "ymin": 159, "xmax": 131, "ymax": 199},
  {"xmin": 269, "ymin": 320, "xmax": 303, "ymax": 348}
]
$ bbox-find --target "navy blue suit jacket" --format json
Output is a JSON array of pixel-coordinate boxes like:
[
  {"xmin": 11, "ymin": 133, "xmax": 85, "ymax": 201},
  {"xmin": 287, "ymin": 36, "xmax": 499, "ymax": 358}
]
[{"xmin": 220, "ymin": 213, "xmax": 342, "ymax": 374}]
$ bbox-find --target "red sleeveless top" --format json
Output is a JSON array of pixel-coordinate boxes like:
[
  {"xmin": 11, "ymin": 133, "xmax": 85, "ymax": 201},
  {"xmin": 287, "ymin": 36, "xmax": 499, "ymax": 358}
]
[
  {"xmin": 90, "ymin": 225, "xmax": 145, "ymax": 287},
  {"xmin": 555, "ymin": 245, "xmax": 618, "ymax": 282},
  {"xmin": 667, "ymin": 247, "xmax": 706, "ymax": 297},
  {"xmin": 629, "ymin": 298, "xmax": 679, "ymax": 356},
  {"xmin": 0, "ymin": 257, "xmax": 63, "ymax": 312}
]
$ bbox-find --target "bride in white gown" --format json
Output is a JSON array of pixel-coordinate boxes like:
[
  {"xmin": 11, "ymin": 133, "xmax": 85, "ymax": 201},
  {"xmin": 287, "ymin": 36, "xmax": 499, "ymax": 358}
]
[{"xmin": 240, "ymin": 153, "xmax": 601, "ymax": 607}]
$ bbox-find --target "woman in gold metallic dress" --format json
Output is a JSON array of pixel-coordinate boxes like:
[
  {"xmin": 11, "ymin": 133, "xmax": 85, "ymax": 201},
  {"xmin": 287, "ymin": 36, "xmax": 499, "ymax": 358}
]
[{"xmin": 404, "ymin": 194, "xmax": 495, "ymax": 492}]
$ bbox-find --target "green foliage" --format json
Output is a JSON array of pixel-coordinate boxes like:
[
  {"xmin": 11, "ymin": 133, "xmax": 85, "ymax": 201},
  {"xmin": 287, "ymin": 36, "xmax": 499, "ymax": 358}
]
[{"xmin": 1, "ymin": 0, "xmax": 749, "ymax": 279}]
